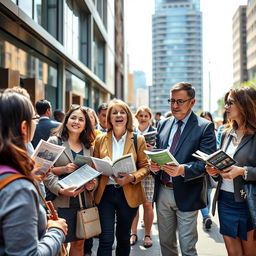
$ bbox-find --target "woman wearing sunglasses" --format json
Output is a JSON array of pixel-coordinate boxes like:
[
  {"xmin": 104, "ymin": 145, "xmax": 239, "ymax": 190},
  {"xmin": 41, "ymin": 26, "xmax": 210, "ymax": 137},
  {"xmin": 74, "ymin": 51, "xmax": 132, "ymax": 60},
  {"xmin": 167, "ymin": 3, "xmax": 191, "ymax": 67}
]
[
  {"xmin": 44, "ymin": 105, "xmax": 96, "ymax": 256},
  {"xmin": 0, "ymin": 91, "xmax": 67, "ymax": 255},
  {"xmin": 93, "ymin": 99, "xmax": 149, "ymax": 256},
  {"xmin": 206, "ymin": 87, "xmax": 256, "ymax": 256}
]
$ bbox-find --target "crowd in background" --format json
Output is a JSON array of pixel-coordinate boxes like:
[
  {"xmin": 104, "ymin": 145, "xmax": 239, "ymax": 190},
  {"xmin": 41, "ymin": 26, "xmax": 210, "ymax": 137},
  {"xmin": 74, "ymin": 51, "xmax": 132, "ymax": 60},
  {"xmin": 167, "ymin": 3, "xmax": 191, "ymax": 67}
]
[{"xmin": 1, "ymin": 82, "xmax": 256, "ymax": 256}]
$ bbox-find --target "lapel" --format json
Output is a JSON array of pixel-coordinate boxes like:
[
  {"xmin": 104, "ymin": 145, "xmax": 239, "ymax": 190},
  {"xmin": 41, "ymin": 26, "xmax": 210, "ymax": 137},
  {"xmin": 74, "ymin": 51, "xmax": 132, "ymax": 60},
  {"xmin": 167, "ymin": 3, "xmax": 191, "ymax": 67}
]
[
  {"xmin": 234, "ymin": 134, "xmax": 254, "ymax": 157},
  {"xmin": 175, "ymin": 112, "xmax": 196, "ymax": 154},
  {"xmin": 106, "ymin": 131, "xmax": 113, "ymax": 160},
  {"xmin": 163, "ymin": 118, "xmax": 175, "ymax": 148},
  {"xmin": 62, "ymin": 140, "xmax": 73, "ymax": 162},
  {"xmin": 123, "ymin": 132, "xmax": 134, "ymax": 155}
]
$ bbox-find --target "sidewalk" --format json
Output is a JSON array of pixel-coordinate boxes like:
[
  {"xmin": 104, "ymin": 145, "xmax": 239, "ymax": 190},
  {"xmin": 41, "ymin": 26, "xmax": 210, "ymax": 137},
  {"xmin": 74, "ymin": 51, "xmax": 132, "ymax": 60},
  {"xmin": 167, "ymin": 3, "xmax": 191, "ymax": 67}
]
[{"xmin": 92, "ymin": 203, "xmax": 226, "ymax": 256}]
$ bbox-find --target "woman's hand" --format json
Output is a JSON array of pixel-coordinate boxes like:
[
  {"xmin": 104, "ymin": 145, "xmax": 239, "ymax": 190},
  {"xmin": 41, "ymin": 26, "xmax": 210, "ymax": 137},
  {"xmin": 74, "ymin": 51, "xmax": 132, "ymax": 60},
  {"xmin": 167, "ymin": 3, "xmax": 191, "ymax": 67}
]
[
  {"xmin": 113, "ymin": 173, "xmax": 135, "ymax": 186},
  {"xmin": 31, "ymin": 167, "xmax": 52, "ymax": 183},
  {"xmin": 63, "ymin": 163, "xmax": 78, "ymax": 174},
  {"xmin": 220, "ymin": 165, "xmax": 245, "ymax": 179},
  {"xmin": 205, "ymin": 165, "xmax": 220, "ymax": 176},
  {"xmin": 85, "ymin": 178, "xmax": 97, "ymax": 191},
  {"xmin": 58, "ymin": 186, "xmax": 84, "ymax": 197},
  {"xmin": 47, "ymin": 218, "xmax": 68, "ymax": 236},
  {"xmin": 146, "ymin": 143, "xmax": 154, "ymax": 150}
]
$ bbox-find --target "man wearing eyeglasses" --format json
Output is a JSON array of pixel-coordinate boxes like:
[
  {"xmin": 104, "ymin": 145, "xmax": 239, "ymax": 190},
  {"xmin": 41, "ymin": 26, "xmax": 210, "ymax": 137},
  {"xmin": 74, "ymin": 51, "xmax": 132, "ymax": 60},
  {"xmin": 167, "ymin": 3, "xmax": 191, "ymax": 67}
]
[{"xmin": 151, "ymin": 82, "xmax": 216, "ymax": 256}]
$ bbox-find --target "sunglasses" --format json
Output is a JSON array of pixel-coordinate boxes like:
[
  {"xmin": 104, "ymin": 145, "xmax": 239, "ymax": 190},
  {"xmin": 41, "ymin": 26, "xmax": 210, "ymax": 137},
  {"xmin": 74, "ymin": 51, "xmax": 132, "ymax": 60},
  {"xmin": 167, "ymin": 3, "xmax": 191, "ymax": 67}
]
[
  {"xmin": 225, "ymin": 100, "xmax": 235, "ymax": 107},
  {"xmin": 70, "ymin": 104, "xmax": 88, "ymax": 111},
  {"xmin": 167, "ymin": 98, "xmax": 193, "ymax": 105}
]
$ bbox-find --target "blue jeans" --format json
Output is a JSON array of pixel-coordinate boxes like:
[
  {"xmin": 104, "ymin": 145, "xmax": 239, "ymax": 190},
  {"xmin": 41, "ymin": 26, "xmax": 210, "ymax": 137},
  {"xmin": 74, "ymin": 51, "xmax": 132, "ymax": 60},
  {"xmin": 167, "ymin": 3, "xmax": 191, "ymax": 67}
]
[
  {"xmin": 97, "ymin": 185, "xmax": 138, "ymax": 256},
  {"xmin": 200, "ymin": 188, "xmax": 212, "ymax": 219}
]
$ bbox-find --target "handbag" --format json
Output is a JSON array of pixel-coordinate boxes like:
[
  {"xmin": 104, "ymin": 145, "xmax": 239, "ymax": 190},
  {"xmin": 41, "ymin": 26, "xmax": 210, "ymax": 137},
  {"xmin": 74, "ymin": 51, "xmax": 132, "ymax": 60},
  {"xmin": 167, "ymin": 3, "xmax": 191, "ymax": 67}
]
[{"xmin": 76, "ymin": 192, "xmax": 101, "ymax": 239}]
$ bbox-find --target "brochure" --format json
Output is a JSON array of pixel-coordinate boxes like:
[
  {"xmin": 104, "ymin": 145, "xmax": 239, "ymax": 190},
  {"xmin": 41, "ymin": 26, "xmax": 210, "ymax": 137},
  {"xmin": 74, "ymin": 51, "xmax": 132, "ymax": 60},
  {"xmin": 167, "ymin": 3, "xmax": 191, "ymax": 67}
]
[
  {"xmin": 192, "ymin": 149, "xmax": 236, "ymax": 170},
  {"xmin": 31, "ymin": 139, "xmax": 65, "ymax": 175},
  {"xmin": 144, "ymin": 149, "xmax": 179, "ymax": 166},
  {"xmin": 91, "ymin": 153, "xmax": 136, "ymax": 177},
  {"xmin": 58, "ymin": 164, "xmax": 101, "ymax": 190},
  {"xmin": 74, "ymin": 155, "xmax": 92, "ymax": 167},
  {"xmin": 143, "ymin": 131, "xmax": 157, "ymax": 146}
]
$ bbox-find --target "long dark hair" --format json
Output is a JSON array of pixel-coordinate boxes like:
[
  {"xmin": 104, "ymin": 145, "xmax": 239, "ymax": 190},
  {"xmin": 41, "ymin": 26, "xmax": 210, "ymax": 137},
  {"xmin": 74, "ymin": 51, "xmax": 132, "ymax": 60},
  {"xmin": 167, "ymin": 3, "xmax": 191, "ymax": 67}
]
[
  {"xmin": 0, "ymin": 91, "xmax": 34, "ymax": 177},
  {"xmin": 53, "ymin": 106, "xmax": 95, "ymax": 148},
  {"xmin": 224, "ymin": 87, "xmax": 256, "ymax": 134}
]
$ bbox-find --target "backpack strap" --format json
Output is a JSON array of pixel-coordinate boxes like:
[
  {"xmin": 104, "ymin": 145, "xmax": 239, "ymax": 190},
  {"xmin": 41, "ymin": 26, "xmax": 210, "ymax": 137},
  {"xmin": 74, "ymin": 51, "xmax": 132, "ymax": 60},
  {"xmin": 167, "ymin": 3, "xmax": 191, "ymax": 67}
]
[
  {"xmin": 0, "ymin": 174, "xmax": 30, "ymax": 190},
  {"xmin": 133, "ymin": 132, "xmax": 139, "ymax": 169}
]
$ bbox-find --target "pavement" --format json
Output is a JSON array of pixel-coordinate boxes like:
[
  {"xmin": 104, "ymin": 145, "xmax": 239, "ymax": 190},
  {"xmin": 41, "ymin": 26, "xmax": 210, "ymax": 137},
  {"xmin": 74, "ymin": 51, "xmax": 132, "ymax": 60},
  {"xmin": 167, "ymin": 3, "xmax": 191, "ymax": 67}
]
[{"xmin": 92, "ymin": 189, "xmax": 227, "ymax": 256}]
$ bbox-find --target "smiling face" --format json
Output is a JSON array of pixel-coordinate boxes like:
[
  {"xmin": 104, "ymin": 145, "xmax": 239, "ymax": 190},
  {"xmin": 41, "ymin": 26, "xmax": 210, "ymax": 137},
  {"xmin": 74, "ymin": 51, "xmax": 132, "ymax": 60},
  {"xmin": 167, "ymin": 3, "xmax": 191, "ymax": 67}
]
[
  {"xmin": 110, "ymin": 105, "xmax": 127, "ymax": 130},
  {"xmin": 170, "ymin": 90, "xmax": 195, "ymax": 120},
  {"xmin": 137, "ymin": 110, "xmax": 151, "ymax": 128},
  {"xmin": 66, "ymin": 109, "xmax": 86, "ymax": 134}
]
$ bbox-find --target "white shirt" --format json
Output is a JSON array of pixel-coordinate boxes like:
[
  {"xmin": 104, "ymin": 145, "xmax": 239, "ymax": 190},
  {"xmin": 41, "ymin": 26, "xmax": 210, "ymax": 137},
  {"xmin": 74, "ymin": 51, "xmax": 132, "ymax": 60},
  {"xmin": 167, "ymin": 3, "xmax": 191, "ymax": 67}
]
[
  {"xmin": 107, "ymin": 131, "xmax": 127, "ymax": 185},
  {"xmin": 136, "ymin": 126, "xmax": 150, "ymax": 135}
]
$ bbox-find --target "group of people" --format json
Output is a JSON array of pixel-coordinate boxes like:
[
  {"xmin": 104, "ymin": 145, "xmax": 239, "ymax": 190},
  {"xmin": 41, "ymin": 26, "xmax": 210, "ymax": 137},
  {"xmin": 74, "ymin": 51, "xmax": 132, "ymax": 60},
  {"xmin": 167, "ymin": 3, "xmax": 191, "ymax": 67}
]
[{"xmin": 0, "ymin": 82, "xmax": 256, "ymax": 256}]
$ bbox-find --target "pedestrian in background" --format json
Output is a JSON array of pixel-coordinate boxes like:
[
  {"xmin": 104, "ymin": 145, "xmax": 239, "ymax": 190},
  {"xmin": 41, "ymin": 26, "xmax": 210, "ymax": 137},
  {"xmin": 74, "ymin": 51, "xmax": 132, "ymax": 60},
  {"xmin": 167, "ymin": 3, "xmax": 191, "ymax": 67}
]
[
  {"xmin": 0, "ymin": 91, "xmax": 67, "ymax": 255},
  {"xmin": 206, "ymin": 87, "xmax": 256, "ymax": 256},
  {"xmin": 94, "ymin": 99, "xmax": 149, "ymax": 256},
  {"xmin": 96, "ymin": 103, "xmax": 108, "ymax": 132}
]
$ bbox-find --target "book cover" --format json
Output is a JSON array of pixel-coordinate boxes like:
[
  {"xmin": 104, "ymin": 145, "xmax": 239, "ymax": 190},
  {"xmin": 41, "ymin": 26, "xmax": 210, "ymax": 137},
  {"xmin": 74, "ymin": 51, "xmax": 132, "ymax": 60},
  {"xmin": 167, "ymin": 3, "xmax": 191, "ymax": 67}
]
[
  {"xmin": 143, "ymin": 131, "xmax": 157, "ymax": 146},
  {"xmin": 144, "ymin": 149, "xmax": 179, "ymax": 166}
]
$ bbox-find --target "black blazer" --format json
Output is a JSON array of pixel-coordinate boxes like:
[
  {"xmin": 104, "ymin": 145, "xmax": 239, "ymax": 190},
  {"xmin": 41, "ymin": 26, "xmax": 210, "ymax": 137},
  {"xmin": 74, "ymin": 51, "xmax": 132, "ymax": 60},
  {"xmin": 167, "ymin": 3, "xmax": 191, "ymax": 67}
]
[
  {"xmin": 212, "ymin": 132, "xmax": 256, "ymax": 215},
  {"xmin": 153, "ymin": 112, "xmax": 216, "ymax": 211},
  {"xmin": 32, "ymin": 118, "xmax": 60, "ymax": 148}
]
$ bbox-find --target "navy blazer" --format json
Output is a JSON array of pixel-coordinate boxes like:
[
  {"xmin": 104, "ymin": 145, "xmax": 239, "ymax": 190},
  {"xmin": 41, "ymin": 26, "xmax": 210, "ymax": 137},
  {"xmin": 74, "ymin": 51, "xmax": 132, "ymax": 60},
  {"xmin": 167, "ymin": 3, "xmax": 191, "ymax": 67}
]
[
  {"xmin": 32, "ymin": 118, "xmax": 60, "ymax": 148},
  {"xmin": 153, "ymin": 112, "xmax": 216, "ymax": 211}
]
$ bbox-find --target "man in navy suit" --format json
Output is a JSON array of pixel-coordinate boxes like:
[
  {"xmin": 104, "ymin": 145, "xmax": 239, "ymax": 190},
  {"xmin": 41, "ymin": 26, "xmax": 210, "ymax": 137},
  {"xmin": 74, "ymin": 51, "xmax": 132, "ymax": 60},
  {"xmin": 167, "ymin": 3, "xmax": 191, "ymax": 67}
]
[
  {"xmin": 32, "ymin": 100, "xmax": 60, "ymax": 148},
  {"xmin": 151, "ymin": 82, "xmax": 216, "ymax": 256}
]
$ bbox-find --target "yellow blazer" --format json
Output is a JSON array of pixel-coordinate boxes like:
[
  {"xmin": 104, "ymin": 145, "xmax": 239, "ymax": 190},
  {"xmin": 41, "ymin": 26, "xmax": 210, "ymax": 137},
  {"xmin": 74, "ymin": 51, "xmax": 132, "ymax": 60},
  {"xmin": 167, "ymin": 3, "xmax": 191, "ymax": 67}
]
[{"xmin": 94, "ymin": 131, "xmax": 149, "ymax": 208}]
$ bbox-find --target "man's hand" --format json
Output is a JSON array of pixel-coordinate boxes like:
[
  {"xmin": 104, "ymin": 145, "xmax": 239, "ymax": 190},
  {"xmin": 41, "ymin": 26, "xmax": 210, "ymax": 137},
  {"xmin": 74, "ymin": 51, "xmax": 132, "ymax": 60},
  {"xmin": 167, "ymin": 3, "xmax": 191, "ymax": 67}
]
[
  {"xmin": 162, "ymin": 162, "xmax": 184, "ymax": 177},
  {"xmin": 150, "ymin": 160, "xmax": 161, "ymax": 172},
  {"xmin": 205, "ymin": 165, "xmax": 221, "ymax": 176}
]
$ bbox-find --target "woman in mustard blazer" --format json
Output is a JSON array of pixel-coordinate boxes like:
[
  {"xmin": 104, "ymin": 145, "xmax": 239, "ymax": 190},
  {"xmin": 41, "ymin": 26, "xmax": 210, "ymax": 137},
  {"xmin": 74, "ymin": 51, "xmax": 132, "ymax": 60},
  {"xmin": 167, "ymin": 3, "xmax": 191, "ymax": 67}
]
[{"xmin": 94, "ymin": 99, "xmax": 149, "ymax": 256}]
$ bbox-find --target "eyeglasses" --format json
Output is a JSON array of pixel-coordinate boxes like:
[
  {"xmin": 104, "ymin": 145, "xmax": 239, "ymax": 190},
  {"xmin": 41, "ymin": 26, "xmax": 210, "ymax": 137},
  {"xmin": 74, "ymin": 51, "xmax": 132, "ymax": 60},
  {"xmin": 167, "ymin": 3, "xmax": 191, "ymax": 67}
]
[
  {"xmin": 167, "ymin": 98, "xmax": 193, "ymax": 105},
  {"xmin": 225, "ymin": 100, "xmax": 235, "ymax": 107}
]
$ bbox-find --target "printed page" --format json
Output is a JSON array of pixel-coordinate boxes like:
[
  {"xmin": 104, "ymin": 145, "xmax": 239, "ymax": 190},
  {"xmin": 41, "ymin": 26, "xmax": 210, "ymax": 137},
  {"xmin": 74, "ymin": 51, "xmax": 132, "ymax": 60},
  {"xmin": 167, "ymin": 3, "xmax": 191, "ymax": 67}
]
[
  {"xmin": 112, "ymin": 153, "xmax": 136, "ymax": 177},
  {"xmin": 58, "ymin": 164, "xmax": 101, "ymax": 190},
  {"xmin": 91, "ymin": 157, "xmax": 114, "ymax": 176},
  {"xmin": 31, "ymin": 139, "xmax": 65, "ymax": 175}
]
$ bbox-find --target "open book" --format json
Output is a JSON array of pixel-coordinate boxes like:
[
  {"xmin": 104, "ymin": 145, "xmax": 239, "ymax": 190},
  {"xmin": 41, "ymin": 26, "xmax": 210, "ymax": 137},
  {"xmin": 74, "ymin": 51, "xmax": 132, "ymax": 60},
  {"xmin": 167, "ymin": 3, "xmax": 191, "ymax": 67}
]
[
  {"xmin": 192, "ymin": 149, "xmax": 236, "ymax": 170},
  {"xmin": 32, "ymin": 139, "xmax": 65, "ymax": 175},
  {"xmin": 58, "ymin": 164, "xmax": 101, "ymax": 190},
  {"xmin": 143, "ymin": 131, "xmax": 157, "ymax": 146},
  {"xmin": 91, "ymin": 153, "xmax": 136, "ymax": 177},
  {"xmin": 144, "ymin": 149, "xmax": 179, "ymax": 166}
]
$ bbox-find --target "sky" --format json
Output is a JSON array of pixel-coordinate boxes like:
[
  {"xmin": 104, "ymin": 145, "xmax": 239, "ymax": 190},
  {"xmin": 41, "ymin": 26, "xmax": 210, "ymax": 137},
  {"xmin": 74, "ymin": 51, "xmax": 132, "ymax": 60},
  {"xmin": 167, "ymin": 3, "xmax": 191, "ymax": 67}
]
[{"xmin": 125, "ymin": 0, "xmax": 247, "ymax": 113}]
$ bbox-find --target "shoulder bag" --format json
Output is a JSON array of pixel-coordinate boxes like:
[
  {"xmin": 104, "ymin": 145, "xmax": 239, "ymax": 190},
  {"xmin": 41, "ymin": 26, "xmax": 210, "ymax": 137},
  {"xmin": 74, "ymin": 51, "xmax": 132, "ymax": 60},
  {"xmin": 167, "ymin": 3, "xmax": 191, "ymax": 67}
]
[{"xmin": 76, "ymin": 191, "xmax": 101, "ymax": 239}]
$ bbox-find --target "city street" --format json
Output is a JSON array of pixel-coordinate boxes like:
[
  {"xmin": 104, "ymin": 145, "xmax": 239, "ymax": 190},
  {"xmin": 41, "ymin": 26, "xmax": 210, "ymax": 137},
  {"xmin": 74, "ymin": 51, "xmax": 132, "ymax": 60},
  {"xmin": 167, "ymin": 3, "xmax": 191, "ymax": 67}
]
[{"xmin": 92, "ymin": 191, "xmax": 227, "ymax": 256}]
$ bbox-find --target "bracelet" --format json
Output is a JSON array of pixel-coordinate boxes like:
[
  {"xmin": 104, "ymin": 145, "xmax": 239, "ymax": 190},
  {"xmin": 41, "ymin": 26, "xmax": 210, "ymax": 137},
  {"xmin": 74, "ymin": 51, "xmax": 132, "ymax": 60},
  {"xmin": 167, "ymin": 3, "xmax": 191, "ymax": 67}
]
[{"xmin": 243, "ymin": 167, "xmax": 248, "ymax": 180}]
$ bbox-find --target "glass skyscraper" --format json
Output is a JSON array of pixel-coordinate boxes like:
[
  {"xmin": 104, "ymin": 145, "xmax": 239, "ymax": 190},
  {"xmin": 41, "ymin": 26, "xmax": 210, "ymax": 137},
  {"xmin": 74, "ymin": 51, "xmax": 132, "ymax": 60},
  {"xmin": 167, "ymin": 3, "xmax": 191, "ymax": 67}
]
[{"xmin": 150, "ymin": 0, "xmax": 202, "ymax": 115}]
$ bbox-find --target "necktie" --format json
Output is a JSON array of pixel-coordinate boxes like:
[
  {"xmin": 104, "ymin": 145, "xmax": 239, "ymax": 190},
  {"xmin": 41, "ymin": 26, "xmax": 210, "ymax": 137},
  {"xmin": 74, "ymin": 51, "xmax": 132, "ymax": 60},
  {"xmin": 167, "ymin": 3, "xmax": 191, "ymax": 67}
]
[{"xmin": 162, "ymin": 120, "xmax": 183, "ymax": 185}]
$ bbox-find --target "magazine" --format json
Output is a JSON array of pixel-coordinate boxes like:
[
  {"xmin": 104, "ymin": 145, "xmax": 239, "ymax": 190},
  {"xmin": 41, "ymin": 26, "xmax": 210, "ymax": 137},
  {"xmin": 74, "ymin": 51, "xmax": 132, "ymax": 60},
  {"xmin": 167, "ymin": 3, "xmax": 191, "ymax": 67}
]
[
  {"xmin": 143, "ymin": 131, "xmax": 157, "ymax": 146},
  {"xmin": 192, "ymin": 149, "xmax": 236, "ymax": 170},
  {"xmin": 91, "ymin": 153, "xmax": 136, "ymax": 177},
  {"xmin": 31, "ymin": 139, "xmax": 65, "ymax": 175},
  {"xmin": 58, "ymin": 164, "xmax": 101, "ymax": 190},
  {"xmin": 144, "ymin": 149, "xmax": 179, "ymax": 166},
  {"xmin": 74, "ymin": 155, "xmax": 92, "ymax": 167}
]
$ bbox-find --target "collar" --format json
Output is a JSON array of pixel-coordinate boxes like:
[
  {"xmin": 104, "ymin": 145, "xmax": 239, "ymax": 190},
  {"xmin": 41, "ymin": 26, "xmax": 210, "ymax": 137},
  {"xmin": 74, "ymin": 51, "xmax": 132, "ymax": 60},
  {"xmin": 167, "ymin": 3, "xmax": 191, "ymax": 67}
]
[
  {"xmin": 174, "ymin": 111, "xmax": 192, "ymax": 126},
  {"xmin": 112, "ymin": 131, "xmax": 127, "ymax": 143}
]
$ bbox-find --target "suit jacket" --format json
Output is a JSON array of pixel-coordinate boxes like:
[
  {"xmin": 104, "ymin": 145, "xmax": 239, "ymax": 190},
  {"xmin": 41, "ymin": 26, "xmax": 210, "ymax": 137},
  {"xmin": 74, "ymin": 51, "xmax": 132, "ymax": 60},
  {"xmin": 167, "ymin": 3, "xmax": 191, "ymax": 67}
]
[
  {"xmin": 32, "ymin": 118, "xmax": 60, "ymax": 148},
  {"xmin": 212, "ymin": 132, "xmax": 256, "ymax": 215},
  {"xmin": 43, "ymin": 136, "xmax": 93, "ymax": 208},
  {"xmin": 94, "ymin": 131, "xmax": 149, "ymax": 208},
  {"xmin": 154, "ymin": 112, "xmax": 216, "ymax": 211}
]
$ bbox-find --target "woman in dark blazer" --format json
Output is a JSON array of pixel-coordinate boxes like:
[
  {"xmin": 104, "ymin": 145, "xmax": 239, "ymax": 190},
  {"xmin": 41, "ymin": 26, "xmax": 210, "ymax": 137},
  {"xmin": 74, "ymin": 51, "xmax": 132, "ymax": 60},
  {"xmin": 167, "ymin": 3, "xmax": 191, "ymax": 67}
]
[
  {"xmin": 44, "ymin": 106, "xmax": 96, "ymax": 256},
  {"xmin": 206, "ymin": 87, "xmax": 256, "ymax": 256}
]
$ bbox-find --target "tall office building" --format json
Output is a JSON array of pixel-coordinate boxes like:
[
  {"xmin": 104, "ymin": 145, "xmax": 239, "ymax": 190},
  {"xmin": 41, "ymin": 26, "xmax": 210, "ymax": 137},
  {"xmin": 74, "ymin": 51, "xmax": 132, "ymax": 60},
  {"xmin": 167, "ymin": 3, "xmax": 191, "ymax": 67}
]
[
  {"xmin": 151, "ymin": 0, "xmax": 202, "ymax": 115},
  {"xmin": 232, "ymin": 6, "xmax": 248, "ymax": 85},
  {"xmin": 0, "ymin": 0, "xmax": 125, "ymax": 111}
]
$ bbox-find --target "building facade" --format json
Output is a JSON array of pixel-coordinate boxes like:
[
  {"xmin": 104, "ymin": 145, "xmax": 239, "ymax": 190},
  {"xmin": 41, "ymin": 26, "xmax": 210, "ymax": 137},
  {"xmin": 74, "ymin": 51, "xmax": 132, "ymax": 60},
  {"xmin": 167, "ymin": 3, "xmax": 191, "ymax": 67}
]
[
  {"xmin": 151, "ymin": 0, "xmax": 202, "ymax": 115},
  {"xmin": 0, "ymin": 0, "xmax": 125, "ymax": 111},
  {"xmin": 232, "ymin": 5, "xmax": 248, "ymax": 85}
]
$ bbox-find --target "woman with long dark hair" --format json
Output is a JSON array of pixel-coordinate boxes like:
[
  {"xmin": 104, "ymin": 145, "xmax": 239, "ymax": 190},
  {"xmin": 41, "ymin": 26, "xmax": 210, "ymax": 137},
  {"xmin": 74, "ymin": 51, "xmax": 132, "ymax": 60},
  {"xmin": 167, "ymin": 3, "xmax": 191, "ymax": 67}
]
[
  {"xmin": 0, "ymin": 91, "xmax": 67, "ymax": 255},
  {"xmin": 44, "ymin": 105, "xmax": 96, "ymax": 256},
  {"xmin": 206, "ymin": 87, "xmax": 256, "ymax": 256}
]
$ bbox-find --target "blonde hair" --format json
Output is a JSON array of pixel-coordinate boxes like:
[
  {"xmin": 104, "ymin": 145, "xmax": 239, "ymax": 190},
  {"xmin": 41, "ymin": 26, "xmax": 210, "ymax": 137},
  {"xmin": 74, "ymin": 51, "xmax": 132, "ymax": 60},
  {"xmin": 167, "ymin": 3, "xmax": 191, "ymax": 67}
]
[
  {"xmin": 106, "ymin": 99, "xmax": 133, "ymax": 132},
  {"xmin": 135, "ymin": 106, "xmax": 153, "ymax": 120}
]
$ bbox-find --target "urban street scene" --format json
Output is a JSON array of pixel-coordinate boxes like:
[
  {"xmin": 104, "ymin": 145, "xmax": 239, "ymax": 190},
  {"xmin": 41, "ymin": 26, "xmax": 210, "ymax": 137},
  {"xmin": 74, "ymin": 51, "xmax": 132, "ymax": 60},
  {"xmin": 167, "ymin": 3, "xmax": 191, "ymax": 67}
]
[{"xmin": 0, "ymin": 0, "xmax": 256, "ymax": 256}]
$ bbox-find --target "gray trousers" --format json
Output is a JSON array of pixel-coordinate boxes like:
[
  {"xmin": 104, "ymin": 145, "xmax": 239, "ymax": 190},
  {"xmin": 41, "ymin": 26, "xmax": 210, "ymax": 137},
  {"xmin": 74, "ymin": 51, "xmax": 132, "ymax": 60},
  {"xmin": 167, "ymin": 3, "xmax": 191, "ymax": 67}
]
[{"xmin": 156, "ymin": 185, "xmax": 198, "ymax": 256}]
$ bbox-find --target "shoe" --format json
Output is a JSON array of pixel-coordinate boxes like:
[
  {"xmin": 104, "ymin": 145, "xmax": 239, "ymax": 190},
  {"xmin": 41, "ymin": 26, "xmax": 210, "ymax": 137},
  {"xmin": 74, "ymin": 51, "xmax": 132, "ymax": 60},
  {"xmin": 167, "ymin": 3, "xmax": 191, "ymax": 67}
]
[
  {"xmin": 130, "ymin": 234, "xmax": 138, "ymax": 246},
  {"xmin": 143, "ymin": 235, "xmax": 153, "ymax": 248},
  {"xmin": 203, "ymin": 217, "xmax": 212, "ymax": 230}
]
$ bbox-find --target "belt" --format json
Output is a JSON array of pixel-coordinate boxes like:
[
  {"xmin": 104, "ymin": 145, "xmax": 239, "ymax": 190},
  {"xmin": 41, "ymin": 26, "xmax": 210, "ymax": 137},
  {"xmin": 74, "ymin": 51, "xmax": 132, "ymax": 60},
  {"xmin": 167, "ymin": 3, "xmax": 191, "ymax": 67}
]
[{"xmin": 161, "ymin": 181, "xmax": 173, "ymax": 188}]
